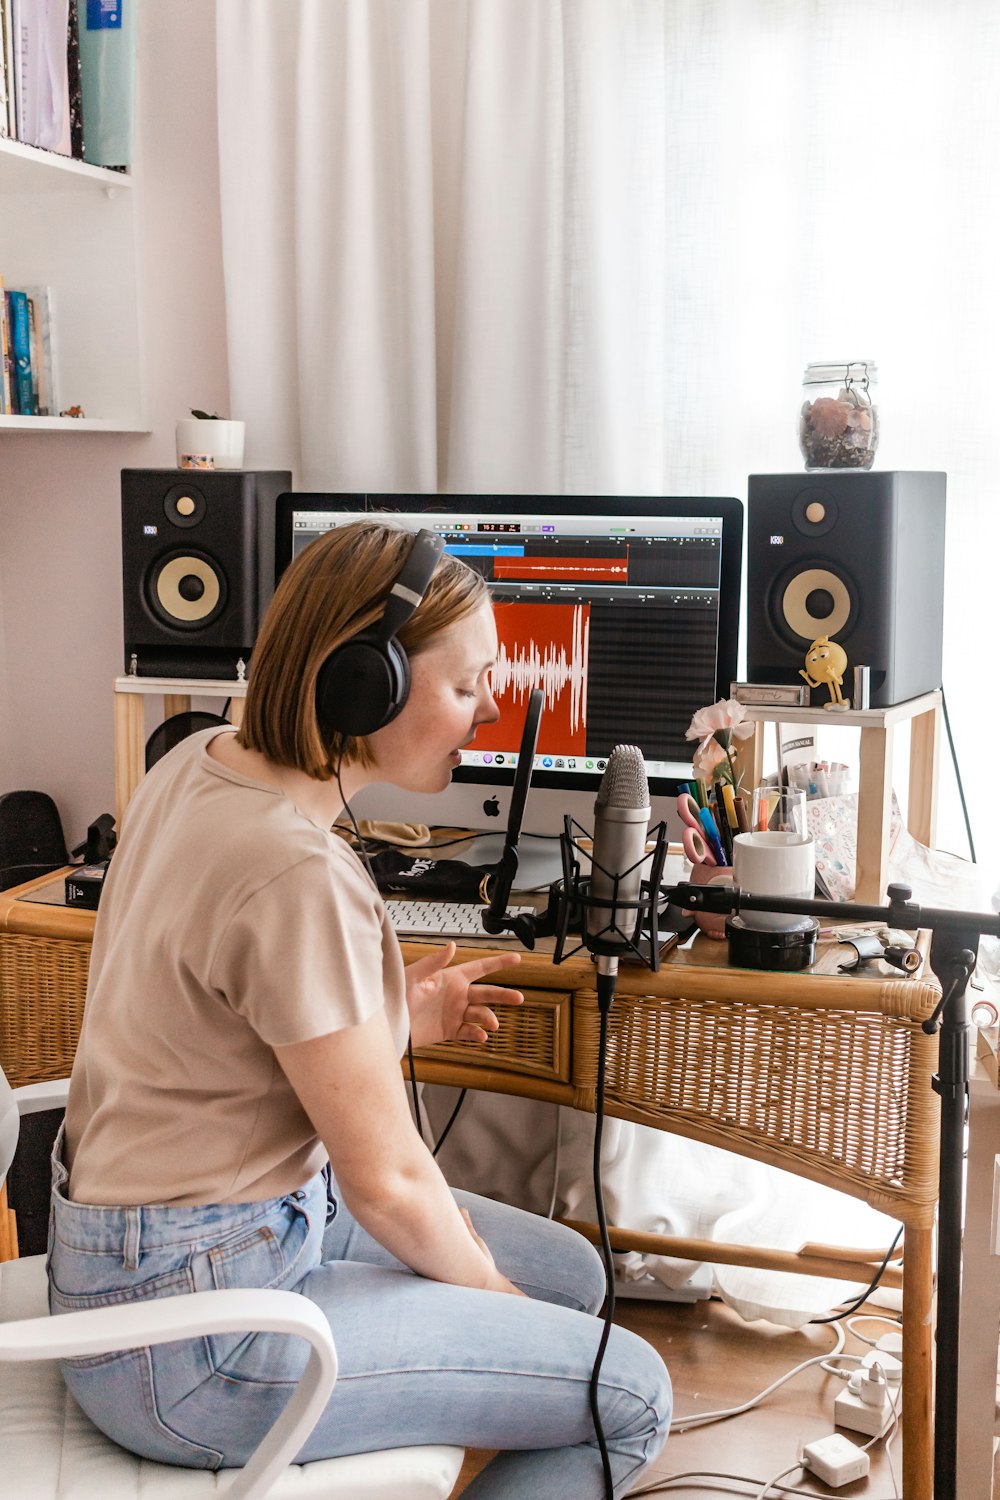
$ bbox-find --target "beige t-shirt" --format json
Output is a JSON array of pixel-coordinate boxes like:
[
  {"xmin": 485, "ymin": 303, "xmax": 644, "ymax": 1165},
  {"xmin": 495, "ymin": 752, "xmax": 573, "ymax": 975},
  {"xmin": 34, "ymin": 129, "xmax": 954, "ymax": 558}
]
[{"xmin": 65, "ymin": 728, "xmax": 409, "ymax": 1207}]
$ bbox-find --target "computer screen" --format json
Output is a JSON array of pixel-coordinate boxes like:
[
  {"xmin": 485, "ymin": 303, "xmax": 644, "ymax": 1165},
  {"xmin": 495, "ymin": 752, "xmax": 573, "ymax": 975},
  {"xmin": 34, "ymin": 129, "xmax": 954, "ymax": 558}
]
[{"xmin": 275, "ymin": 493, "xmax": 743, "ymax": 860}]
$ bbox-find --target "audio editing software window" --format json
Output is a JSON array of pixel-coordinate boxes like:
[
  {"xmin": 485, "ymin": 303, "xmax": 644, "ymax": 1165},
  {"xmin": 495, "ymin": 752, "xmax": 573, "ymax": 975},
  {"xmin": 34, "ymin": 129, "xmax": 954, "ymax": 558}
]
[{"xmin": 290, "ymin": 508, "xmax": 726, "ymax": 779}]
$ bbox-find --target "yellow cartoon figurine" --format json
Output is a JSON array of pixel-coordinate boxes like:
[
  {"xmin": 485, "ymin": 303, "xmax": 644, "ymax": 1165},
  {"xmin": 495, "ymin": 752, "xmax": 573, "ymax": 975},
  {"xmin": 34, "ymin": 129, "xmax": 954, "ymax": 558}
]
[{"xmin": 800, "ymin": 635, "xmax": 850, "ymax": 710}]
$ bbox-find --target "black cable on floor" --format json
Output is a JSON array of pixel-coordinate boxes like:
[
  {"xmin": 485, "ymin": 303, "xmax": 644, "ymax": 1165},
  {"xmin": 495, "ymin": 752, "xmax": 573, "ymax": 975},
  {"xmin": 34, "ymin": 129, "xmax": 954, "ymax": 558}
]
[{"xmin": 808, "ymin": 1225, "xmax": 904, "ymax": 1325}]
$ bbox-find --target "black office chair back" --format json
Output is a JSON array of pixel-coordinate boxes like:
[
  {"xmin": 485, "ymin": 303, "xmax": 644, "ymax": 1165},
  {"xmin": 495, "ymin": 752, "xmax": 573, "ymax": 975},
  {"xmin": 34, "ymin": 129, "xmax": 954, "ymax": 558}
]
[{"xmin": 0, "ymin": 790, "xmax": 70, "ymax": 891}]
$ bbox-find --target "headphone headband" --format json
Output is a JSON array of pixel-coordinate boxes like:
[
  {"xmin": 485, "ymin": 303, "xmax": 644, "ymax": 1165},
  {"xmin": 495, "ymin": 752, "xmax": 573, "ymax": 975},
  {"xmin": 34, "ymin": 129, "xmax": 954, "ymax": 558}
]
[{"xmin": 374, "ymin": 529, "xmax": 446, "ymax": 642}]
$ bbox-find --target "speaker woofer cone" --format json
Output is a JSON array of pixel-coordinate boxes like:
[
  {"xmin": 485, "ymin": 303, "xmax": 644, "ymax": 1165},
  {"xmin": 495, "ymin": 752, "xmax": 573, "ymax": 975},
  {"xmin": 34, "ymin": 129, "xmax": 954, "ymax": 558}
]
[
  {"xmin": 779, "ymin": 566, "xmax": 853, "ymax": 641},
  {"xmin": 148, "ymin": 552, "xmax": 226, "ymax": 630}
]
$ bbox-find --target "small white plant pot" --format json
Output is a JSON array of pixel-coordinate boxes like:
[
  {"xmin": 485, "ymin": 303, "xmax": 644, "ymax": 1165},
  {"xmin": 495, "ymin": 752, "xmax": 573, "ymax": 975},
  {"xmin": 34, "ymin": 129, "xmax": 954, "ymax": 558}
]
[{"xmin": 175, "ymin": 418, "xmax": 245, "ymax": 470}]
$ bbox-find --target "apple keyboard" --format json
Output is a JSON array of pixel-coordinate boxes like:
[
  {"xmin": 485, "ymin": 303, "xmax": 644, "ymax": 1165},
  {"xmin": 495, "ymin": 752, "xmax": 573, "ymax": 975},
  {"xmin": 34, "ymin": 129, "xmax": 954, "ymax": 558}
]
[{"xmin": 386, "ymin": 900, "xmax": 535, "ymax": 939}]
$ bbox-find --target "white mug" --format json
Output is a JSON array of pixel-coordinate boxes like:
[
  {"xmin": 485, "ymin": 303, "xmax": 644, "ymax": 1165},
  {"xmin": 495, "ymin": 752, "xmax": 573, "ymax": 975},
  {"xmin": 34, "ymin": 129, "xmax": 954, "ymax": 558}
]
[{"xmin": 733, "ymin": 830, "xmax": 815, "ymax": 931}]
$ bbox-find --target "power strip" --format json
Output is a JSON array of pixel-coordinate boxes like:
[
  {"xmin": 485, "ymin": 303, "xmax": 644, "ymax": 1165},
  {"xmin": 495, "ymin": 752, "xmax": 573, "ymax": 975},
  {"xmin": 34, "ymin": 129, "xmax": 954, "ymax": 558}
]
[{"xmin": 835, "ymin": 1384, "xmax": 897, "ymax": 1437}]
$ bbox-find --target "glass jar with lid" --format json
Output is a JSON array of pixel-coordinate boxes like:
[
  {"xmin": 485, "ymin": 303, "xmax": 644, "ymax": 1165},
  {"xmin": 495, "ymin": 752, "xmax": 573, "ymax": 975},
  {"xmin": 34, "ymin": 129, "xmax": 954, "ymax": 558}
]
[{"xmin": 799, "ymin": 360, "xmax": 879, "ymax": 470}]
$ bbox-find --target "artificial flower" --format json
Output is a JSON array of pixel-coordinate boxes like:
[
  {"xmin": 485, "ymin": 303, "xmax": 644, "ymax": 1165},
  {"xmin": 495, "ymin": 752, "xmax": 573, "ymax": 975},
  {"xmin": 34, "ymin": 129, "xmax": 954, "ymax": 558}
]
[{"xmin": 685, "ymin": 697, "xmax": 754, "ymax": 789}]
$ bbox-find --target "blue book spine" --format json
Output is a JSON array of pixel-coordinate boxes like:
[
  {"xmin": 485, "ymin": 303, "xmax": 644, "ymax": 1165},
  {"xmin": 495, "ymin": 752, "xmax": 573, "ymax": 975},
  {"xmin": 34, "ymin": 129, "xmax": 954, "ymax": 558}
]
[{"xmin": 8, "ymin": 288, "xmax": 34, "ymax": 415}]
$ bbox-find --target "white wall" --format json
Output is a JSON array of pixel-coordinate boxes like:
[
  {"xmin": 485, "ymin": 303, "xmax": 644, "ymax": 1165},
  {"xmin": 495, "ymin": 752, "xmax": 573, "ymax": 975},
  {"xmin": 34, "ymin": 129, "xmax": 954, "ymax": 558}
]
[{"xmin": 0, "ymin": 1, "xmax": 234, "ymax": 846}]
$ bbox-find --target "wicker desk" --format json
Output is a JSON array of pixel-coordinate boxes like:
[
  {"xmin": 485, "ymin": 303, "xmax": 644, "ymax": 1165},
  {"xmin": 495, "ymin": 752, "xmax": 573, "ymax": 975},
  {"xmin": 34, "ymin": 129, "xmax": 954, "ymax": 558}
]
[{"xmin": 0, "ymin": 872, "xmax": 940, "ymax": 1498}]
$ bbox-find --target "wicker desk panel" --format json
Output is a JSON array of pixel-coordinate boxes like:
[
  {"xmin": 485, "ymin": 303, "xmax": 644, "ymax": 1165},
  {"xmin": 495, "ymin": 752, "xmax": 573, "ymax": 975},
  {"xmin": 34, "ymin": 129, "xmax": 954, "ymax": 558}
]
[
  {"xmin": 572, "ymin": 977, "xmax": 939, "ymax": 1227},
  {"xmin": 415, "ymin": 986, "xmax": 571, "ymax": 1084}
]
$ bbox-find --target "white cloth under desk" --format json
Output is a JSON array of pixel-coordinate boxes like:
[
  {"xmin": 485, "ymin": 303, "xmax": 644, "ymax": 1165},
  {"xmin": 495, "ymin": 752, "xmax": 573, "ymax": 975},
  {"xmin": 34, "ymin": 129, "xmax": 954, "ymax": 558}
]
[{"xmin": 424, "ymin": 1087, "xmax": 899, "ymax": 1326}]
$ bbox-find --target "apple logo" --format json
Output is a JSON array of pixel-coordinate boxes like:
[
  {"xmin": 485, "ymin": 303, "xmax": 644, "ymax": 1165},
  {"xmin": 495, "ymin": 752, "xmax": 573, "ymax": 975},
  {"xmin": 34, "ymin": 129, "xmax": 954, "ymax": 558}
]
[{"xmin": 483, "ymin": 796, "xmax": 501, "ymax": 818}]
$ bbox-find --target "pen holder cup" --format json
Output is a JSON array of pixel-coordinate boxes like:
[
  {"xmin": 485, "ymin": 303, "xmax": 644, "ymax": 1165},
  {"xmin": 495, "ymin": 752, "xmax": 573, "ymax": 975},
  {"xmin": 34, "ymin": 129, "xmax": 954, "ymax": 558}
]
[{"xmin": 684, "ymin": 862, "xmax": 735, "ymax": 941}]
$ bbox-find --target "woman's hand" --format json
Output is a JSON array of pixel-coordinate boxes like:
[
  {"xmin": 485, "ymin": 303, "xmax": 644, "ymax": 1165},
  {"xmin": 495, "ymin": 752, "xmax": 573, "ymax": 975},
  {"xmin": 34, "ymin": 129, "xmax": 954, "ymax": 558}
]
[
  {"xmin": 405, "ymin": 943, "xmax": 522, "ymax": 1049},
  {"xmin": 460, "ymin": 1207, "xmax": 527, "ymax": 1297}
]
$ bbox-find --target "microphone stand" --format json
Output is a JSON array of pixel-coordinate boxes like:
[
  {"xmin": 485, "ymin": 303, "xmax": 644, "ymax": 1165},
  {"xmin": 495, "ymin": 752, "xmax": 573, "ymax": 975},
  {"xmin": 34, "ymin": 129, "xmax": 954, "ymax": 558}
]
[{"xmin": 487, "ymin": 847, "xmax": 999, "ymax": 1499}]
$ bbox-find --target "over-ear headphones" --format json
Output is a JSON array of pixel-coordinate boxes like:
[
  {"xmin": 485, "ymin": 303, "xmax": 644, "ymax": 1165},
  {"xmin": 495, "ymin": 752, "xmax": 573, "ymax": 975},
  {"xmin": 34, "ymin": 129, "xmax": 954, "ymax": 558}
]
[{"xmin": 315, "ymin": 528, "xmax": 445, "ymax": 739}]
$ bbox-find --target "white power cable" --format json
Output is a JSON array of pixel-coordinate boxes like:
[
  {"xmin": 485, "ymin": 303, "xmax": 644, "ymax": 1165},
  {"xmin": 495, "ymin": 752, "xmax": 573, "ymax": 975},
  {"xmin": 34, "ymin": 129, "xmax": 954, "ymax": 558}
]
[
  {"xmin": 845, "ymin": 1313, "xmax": 902, "ymax": 1348},
  {"xmin": 753, "ymin": 1460, "xmax": 803, "ymax": 1500},
  {"xmin": 627, "ymin": 1472, "xmax": 899, "ymax": 1498},
  {"xmin": 673, "ymin": 1324, "xmax": 857, "ymax": 1432}
]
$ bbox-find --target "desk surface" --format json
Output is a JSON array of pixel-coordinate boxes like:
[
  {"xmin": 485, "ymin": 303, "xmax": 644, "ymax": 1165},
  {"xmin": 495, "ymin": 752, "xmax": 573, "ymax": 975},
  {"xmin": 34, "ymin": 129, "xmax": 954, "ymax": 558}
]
[{"xmin": 7, "ymin": 868, "xmax": 926, "ymax": 987}]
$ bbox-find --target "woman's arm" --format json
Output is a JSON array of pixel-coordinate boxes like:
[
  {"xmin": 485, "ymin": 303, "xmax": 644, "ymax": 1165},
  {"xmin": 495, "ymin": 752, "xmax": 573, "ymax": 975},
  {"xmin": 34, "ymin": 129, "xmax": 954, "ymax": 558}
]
[{"xmin": 275, "ymin": 1011, "xmax": 523, "ymax": 1295}]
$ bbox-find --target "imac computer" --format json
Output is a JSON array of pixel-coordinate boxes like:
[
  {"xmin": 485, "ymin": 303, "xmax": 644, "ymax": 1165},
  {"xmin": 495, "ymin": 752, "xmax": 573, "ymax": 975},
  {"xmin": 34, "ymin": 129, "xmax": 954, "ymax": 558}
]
[{"xmin": 275, "ymin": 493, "xmax": 743, "ymax": 882}]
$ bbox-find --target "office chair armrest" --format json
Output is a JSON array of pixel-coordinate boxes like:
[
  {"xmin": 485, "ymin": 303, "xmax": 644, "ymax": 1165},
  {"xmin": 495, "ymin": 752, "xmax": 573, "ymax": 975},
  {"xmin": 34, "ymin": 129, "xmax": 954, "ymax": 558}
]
[
  {"xmin": 0, "ymin": 1287, "xmax": 338, "ymax": 1500},
  {"xmin": 13, "ymin": 1079, "xmax": 70, "ymax": 1116}
]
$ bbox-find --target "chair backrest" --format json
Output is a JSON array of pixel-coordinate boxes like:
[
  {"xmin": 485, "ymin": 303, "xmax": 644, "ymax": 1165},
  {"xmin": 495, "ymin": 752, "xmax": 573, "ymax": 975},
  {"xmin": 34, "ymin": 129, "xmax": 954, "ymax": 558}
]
[
  {"xmin": 0, "ymin": 1066, "xmax": 18, "ymax": 1195},
  {"xmin": 0, "ymin": 792, "xmax": 69, "ymax": 891}
]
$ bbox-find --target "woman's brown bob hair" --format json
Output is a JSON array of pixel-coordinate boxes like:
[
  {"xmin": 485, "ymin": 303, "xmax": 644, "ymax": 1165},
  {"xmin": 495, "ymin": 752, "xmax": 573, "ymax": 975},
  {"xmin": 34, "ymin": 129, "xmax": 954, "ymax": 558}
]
[{"xmin": 237, "ymin": 520, "xmax": 488, "ymax": 779}]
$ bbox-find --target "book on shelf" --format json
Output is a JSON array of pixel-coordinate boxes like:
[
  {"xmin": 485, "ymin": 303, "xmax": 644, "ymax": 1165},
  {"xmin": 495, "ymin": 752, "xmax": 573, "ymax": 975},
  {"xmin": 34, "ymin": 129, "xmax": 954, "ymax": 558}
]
[
  {"xmin": 0, "ymin": 278, "xmax": 13, "ymax": 413},
  {"xmin": 0, "ymin": 281, "xmax": 56, "ymax": 415},
  {"xmin": 12, "ymin": 0, "xmax": 72, "ymax": 153},
  {"xmin": 0, "ymin": 0, "xmax": 13, "ymax": 137},
  {"xmin": 22, "ymin": 282, "xmax": 56, "ymax": 413},
  {"xmin": 79, "ymin": 0, "xmax": 133, "ymax": 168},
  {"xmin": 7, "ymin": 286, "xmax": 33, "ymax": 413}
]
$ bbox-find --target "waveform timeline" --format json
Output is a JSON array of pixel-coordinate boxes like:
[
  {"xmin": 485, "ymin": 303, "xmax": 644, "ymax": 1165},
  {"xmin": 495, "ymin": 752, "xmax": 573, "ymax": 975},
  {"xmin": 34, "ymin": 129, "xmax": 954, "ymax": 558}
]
[{"xmin": 461, "ymin": 530, "xmax": 723, "ymax": 764}]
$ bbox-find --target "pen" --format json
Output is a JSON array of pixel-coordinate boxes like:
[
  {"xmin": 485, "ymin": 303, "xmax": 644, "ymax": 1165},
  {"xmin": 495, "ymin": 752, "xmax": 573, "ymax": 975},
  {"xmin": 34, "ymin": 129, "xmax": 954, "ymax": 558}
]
[
  {"xmin": 721, "ymin": 781, "xmax": 739, "ymax": 830},
  {"xmin": 711, "ymin": 789, "xmax": 733, "ymax": 863},
  {"xmin": 733, "ymin": 794, "xmax": 751, "ymax": 834},
  {"xmin": 698, "ymin": 807, "xmax": 727, "ymax": 866}
]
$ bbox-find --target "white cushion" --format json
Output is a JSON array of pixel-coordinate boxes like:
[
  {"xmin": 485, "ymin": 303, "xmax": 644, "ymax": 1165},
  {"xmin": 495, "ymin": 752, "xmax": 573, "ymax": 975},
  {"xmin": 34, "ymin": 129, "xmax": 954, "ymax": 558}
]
[{"xmin": 0, "ymin": 1255, "xmax": 463, "ymax": 1498}]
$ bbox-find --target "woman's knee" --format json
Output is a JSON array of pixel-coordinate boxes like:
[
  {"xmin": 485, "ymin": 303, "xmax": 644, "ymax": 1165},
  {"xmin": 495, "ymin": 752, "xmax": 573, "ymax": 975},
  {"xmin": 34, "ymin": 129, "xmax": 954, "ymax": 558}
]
[{"xmin": 601, "ymin": 1325, "xmax": 672, "ymax": 1465}]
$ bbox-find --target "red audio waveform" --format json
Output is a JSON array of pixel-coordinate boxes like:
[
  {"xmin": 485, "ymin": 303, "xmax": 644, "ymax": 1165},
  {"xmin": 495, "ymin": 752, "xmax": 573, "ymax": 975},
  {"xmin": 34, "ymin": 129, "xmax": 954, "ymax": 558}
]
[
  {"xmin": 475, "ymin": 602, "xmax": 589, "ymax": 756},
  {"xmin": 492, "ymin": 555, "xmax": 627, "ymax": 583}
]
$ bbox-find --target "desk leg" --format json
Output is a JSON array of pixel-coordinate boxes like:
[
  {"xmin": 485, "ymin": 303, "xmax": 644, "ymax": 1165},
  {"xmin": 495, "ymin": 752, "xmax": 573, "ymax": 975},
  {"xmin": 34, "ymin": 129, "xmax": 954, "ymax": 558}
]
[
  {"xmin": 902, "ymin": 1224, "xmax": 935, "ymax": 1500},
  {"xmin": 855, "ymin": 724, "xmax": 893, "ymax": 903},
  {"xmin": 956, "ymin": 1086, "xmax": 1000, "ymax": 1499},
  {"xmin": 908, "ymin": 704, "xmax": 941, "ymax": 849},
  {"xmin": 113, "ymin": 690, "xmax": 146, "ymax": 828}
]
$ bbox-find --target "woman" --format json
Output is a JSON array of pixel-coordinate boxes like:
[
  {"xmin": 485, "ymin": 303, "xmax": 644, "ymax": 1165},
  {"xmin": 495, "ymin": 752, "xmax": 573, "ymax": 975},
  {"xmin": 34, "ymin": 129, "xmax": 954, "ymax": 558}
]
[{"xmin": 49, "ymin": 520, "xmax": 671, "ymax": 1498}]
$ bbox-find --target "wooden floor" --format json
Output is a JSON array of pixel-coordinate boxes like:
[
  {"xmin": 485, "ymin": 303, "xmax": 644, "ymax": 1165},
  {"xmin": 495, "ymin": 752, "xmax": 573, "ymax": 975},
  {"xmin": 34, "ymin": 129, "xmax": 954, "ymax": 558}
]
[{"xmin": 452, "ymin": 1291, "xmax": 906, "ymax": 1497}]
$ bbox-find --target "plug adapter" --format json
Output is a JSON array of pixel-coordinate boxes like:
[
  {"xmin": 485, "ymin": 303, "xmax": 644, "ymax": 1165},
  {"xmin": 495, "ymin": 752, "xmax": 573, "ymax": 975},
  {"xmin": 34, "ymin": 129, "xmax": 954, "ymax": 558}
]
[
  {"xmin": 803, "ymin": 1433, "xmax": 871, "ymax": 1486},
  {"xmin": 862, "ymin": 1347, "xmax": 902, "ymax": 1385},
  {"xmin": 876, "ymin": 1330, "xmax": 903, "ymax": 1358},
  {"xmin": 835, "ymin": 1380, "xmax": 897, "ymax": 1438}
]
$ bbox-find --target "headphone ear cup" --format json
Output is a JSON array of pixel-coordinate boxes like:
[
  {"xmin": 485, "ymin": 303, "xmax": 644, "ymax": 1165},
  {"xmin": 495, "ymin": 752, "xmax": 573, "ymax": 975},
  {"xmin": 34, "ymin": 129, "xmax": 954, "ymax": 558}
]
[{"xmin": 316, "ymin": 634, "xmax": 411, "ymax": 739}]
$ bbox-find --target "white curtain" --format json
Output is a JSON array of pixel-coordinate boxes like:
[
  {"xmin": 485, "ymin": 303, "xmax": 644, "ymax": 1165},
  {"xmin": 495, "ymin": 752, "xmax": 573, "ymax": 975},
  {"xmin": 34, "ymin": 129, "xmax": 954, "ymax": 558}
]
[
  {"xmin": 216, "ymin": 0, "xmax": 1000, "ymax": 871},
  {"xmin": 214, "ymin": 0, "xmax": 1000, "ymax": 1315}
]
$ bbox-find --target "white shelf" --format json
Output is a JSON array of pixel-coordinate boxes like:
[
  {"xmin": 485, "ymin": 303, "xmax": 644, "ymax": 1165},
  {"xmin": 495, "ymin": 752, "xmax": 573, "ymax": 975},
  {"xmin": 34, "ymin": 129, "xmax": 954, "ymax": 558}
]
[
  {"xmin": 0, "ymin": 414, "xmax": 149, "ymax": 432},
  {"xmin": 742, "ymin": 689, "xmax": 942, "ymax": 730},
  {"xmin": 114, "ymin": 677, "xmax": 248, "ymax": 697},
  {"xmin": 0, "ymin": 137, "xmax": 132, "ymax": 194},
  {"xmin": 0, "ymin": 125, "xmax": 143, "ymax": 429}
]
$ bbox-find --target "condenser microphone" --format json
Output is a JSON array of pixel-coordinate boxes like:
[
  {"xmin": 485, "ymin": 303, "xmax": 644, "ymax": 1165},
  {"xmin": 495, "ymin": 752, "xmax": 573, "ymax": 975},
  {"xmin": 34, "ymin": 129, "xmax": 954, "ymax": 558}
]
[{"xmin": 586, "ymin": 745, "xmax": 651, "ymax": 956}]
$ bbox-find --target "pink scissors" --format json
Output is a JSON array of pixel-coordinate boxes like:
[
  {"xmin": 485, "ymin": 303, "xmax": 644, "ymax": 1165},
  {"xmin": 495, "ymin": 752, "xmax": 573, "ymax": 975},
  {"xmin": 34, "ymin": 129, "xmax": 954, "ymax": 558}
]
[{"xmin": 677, "ymin": 792, "xmax": 717, "ymax": 866}]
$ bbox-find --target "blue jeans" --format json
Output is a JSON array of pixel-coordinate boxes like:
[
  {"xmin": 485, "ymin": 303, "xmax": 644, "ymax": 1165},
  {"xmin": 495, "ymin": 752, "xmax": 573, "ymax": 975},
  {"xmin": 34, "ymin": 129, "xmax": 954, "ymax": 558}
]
[{"xmin": 48, "ymin": 1129, "xmax": 670, "ymax": 1498}]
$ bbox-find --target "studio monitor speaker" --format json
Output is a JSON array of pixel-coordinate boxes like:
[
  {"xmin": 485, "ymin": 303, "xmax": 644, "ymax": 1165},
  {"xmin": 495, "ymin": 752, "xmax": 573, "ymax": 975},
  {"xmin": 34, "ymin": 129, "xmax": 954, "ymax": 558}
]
[
  {"xmin": 121, "ymin": 468, "xmax": 291, "ymax": 678},
  {"xmin": 747, "ymin": 470, "xmax": 946, "ymax": 709}
]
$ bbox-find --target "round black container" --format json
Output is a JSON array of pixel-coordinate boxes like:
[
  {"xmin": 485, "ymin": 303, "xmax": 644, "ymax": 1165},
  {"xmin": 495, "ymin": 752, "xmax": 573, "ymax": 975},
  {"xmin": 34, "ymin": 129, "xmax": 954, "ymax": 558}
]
[{"xmin": 726, "ymin": 915, "xmax": 820, "ymax": 971}]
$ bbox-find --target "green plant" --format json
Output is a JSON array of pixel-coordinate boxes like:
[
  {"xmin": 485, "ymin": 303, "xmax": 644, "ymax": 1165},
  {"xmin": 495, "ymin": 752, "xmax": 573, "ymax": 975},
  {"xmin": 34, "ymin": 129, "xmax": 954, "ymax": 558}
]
[{"xmin": 189, "ymin": 408, "xmax": 223, "ymax": 420}]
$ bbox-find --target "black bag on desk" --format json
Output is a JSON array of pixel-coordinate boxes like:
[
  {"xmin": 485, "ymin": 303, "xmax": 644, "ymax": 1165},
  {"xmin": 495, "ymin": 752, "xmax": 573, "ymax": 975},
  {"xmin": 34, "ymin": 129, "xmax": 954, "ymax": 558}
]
[{"xmin": 367, "ymin": 849, "xmax": 493, "ymax": 903}]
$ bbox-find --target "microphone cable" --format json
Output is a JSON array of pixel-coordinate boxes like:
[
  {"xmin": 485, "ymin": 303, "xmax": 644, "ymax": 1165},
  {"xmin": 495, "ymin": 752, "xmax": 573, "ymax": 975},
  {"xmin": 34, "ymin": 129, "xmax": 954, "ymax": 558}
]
[
  {"xmin": 589, "ymin": 970, "xmax": 620, "ymax": 1500},
  {"xmin": 334, "ymin": 756, "xmax": 426, "ymax": 1143}
]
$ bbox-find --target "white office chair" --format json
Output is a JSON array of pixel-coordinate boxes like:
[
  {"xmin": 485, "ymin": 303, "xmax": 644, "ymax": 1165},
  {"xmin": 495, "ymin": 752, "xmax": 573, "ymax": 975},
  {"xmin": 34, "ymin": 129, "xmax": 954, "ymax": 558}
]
[{"xmin": 0, "ymin": 1069, "xmax": 464, "ymax": 1498}]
